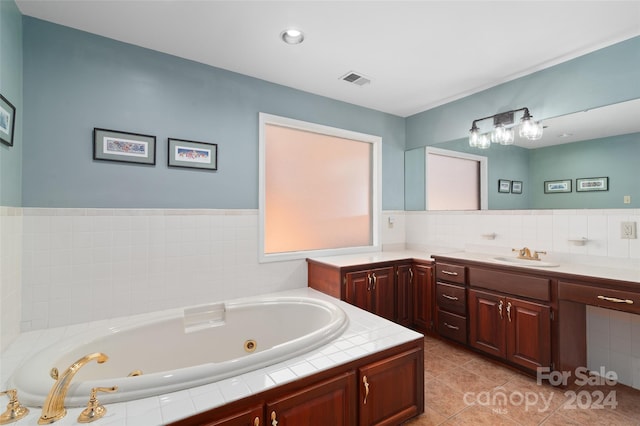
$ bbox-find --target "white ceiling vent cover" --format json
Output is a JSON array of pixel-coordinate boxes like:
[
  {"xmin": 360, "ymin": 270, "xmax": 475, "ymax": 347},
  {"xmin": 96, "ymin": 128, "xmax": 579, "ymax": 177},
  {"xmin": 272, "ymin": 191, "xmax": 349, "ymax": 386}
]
[{"xmin": 340, "ymin": 71, "xmax": 371, "ymax": 86}]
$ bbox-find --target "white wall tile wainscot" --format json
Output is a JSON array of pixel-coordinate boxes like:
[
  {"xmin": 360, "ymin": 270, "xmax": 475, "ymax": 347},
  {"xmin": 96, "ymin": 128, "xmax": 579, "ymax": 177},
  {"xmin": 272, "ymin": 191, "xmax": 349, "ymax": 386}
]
[
  {"xmin": 0, "ymin": 207, "xmax": 23, "ymax": 351},
  {"xmin": 20, "ymin": 209, "xmax": 307, "ymax": 332}
]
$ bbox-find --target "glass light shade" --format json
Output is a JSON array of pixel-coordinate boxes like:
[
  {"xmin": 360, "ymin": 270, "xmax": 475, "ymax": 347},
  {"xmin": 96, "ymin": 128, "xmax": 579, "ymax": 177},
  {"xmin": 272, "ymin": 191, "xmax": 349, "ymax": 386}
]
[
  {"xmin": 491, "ymin": 124, "xmax": 507, "ymax": 143},
  {"xmin": 519, "ymin": 117, "xmax": 544, "ymax": 140},
  {"xmin": 477, "ymin": 134, "xmax": 491, "ymax": 149},
  {"xmin": 469, "ymin": 128, "xmax": 480, "ymax": 147},
  {"xmin": 499, "ymin": 128, "xmax": 515, "ymax": 145}
]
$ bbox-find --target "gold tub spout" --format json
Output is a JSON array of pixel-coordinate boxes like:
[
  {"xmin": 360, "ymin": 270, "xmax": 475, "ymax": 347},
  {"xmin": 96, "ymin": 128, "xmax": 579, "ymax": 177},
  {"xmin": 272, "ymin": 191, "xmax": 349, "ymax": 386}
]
[{"xmin": 38, "ymin": 352, "xmax": 109, "ymax": 424}]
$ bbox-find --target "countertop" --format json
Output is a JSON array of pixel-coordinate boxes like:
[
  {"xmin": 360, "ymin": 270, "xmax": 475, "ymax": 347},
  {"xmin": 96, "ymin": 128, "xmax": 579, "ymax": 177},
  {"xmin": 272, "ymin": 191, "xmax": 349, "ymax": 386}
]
[
  {"xmin": 308, "ymin": 249, "xmax": 640, "ymax": 285},
  {"xmin": 0, "ymin": 288, "xmax": 422, "ymax": 426}
]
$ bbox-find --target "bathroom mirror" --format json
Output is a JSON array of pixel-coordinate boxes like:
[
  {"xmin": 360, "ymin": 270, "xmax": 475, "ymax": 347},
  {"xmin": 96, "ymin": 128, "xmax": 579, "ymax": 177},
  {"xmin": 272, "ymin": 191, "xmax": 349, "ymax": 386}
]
[{"xmin": 405, "ymin": 98, "xmax": 640, "ymax": 210}]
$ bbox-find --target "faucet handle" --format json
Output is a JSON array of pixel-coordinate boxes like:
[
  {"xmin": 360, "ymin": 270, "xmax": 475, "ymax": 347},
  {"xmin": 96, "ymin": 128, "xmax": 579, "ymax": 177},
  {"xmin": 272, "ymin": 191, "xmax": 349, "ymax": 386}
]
[
  {"xmin": 533, "ymin": 250, "xmax": 547, "ymax": 260},
  {"xmin": 0, "ymin": 389, "xmax": 30, "ymax": 425},
  {"xmin": 77, "ymin": 386, "xmax": 118, "ymax": 423}
]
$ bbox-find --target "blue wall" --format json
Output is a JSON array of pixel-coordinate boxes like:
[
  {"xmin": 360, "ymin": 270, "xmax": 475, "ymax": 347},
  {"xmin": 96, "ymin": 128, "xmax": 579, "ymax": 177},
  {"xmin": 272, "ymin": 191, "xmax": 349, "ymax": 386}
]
[
  {"xmin": 530, "ymin": 133, "xmax": 639, "ymax": 209},
  {"xmin": 22, "ymin": 18, "xmax": 405, "ymax": 209},
  {"xmin": 406, "ymin": 36, "xmax": 640, "ymax": 150},
  {"xmin": 0, "ymin": 0, "xmax": 22, "ymax": 206}
]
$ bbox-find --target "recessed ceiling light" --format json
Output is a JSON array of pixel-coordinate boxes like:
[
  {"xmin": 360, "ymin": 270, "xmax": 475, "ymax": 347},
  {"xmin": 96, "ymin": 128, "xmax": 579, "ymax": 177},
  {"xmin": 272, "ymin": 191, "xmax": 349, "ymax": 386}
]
[{"xmin": 281, "ymin": 28, "xmax": 304, "ymax": 45}]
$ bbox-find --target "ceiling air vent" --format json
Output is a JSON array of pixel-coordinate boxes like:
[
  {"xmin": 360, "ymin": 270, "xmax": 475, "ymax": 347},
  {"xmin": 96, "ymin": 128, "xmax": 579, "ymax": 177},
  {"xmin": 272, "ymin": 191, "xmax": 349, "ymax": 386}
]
[{"xmin": 340, "ymin": 71, "xmax": 371, "ymax": 86}]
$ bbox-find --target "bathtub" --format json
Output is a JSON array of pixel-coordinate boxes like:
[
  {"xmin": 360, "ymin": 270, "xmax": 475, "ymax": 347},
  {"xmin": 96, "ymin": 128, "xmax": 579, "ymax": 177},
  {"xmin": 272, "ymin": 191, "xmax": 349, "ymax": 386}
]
[{"xmin": 9, "ymin": 295, "xmax": 348, "ymax": 407}]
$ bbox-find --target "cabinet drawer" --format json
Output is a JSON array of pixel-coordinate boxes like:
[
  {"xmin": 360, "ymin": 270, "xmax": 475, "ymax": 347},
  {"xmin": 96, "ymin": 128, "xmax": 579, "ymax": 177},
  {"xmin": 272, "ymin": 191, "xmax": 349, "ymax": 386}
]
[
  {"xmin": 437, "ymin": 309, "xmax": 467, "ymax": 344},
  {"xmin": 436, "ymin": 282, "xmax": 466, "ymax": 316},
  {"xmin": 468, "ymin": 267, "xmax": 550, "ymax": 301},
  {"xmin": 435, "ymin": 263, "xmax": 466, "ymax": 285},
  {"xmin": 558, "ymin": 281, "xmax": 640, "ymax": 315}
]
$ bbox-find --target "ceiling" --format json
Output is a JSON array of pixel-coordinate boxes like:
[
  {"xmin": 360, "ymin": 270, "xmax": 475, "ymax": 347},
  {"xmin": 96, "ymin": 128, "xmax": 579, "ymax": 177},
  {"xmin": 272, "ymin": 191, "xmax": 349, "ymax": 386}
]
[{"xmin": 15, "ymin": 1, "xmax": 640, "ymax": 117}]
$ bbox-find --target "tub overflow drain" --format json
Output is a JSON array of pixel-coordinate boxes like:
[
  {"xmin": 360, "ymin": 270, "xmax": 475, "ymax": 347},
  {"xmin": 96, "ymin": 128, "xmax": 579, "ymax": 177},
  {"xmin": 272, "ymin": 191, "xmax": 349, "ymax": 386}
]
[{"xmin": 244, "ymin": 339, "xmax": 257, "ymax": 353}]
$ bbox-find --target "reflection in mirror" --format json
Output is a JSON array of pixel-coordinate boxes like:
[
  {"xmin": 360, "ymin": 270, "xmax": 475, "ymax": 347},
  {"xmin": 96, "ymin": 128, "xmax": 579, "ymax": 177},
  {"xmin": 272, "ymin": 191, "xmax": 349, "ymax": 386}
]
[{"xmin": 405, "ymin": 98, "xmax": 640, "ymax": 210}]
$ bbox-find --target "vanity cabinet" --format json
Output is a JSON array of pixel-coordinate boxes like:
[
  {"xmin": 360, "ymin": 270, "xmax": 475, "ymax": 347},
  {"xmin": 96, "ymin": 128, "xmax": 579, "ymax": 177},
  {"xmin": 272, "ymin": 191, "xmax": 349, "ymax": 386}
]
[
  {"xmin": 345, "ymin": 266, "xmax": 395, "ymax": 321},
  {"xmin": 467, "ymin": 266, "xmax": 551, "ymax": 371},
  {"xmin": 434, "ymin": 263, "xmax": 467, "ymax": 344},
  {"xmin": 170, "ymin": 340, "xmax": 423, "ymax": 426},
  {"xmin": 412, "ymin": 263, "xmax": 434, "ymax": 332},
  {"xmin": 468, "ymin": 289, "xmax": 551, "ymax": 370},
  {"xmin": 306, "ymin": 258, "xmax": 434, "ymax": 329}
]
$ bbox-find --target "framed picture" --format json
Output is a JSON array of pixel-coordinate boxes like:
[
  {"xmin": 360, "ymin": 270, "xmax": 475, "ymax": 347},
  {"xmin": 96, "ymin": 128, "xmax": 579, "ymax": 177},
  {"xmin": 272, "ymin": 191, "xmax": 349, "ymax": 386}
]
[
  {"xmin": 576, "ymin": 177, "xmax": 608, "ymax": 192},
  {"xmin": 93, "ymin": 128, "xmax": 156, "ymax": 165},
  {"xmin": 498, "ymin": 179, "xmax": 511, "ymax": 193},
  {"xmin": 511, "ymin": 181, "xmax": 523, "ymax": 194},
  {"xmin": 168, "ymin": 138, "xmax": 218, "ymax": 170},
  {"xmin": 0, "ymin": 93, "xmax": 16, "ymax": 147},
  {"xmin": 544, "ymin": 179, "xmax": 572, "ymax": 194}
]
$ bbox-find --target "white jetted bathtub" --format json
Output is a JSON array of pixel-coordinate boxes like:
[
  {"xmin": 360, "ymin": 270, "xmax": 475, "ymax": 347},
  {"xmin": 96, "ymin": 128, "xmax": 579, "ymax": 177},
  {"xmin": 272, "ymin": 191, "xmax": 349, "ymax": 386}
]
[{"xmin": 10, "ymin": 295, "xmax": 348, "ymax": 407}]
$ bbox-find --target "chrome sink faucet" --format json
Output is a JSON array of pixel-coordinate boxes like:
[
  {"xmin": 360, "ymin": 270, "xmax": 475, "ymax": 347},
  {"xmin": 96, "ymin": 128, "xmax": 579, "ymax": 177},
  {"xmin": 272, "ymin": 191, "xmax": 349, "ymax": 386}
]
[
  {"xmin": 512, "ymin": 247, "xmax": 546, "ymax": 261},
  {"xmin": 38, "ymin": 352, "xmax": 108, "ymax": 424}
]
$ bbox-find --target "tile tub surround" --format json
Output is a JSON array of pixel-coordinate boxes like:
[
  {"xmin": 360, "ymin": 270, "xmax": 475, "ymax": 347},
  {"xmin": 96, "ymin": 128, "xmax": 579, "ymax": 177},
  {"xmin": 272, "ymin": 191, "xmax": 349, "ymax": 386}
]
[
  {"xmin": 0, "ymin": 207, "xmax": 23, "ymax": 351},
  {"xmin": 0, "ymin": 288, "xmax": 423, "ymax": 425},
  {"xmin": 20, "ymin": 208, "xmax": 307, "ymax": 332}
]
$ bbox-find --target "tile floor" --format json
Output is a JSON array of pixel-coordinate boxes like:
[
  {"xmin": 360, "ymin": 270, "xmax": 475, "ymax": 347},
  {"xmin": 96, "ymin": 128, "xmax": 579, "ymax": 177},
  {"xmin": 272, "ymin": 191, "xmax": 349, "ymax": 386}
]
[{"xmin": 404, "ymin": 336, "xmax": 640, "ymax": 425}]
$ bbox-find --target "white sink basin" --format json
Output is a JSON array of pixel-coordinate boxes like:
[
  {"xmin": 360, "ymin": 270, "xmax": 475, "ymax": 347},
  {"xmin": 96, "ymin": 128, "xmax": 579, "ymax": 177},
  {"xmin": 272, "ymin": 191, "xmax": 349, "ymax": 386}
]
[{"xmin": 491, "ymin": 256, "xmax": 559, "ymax": 268}]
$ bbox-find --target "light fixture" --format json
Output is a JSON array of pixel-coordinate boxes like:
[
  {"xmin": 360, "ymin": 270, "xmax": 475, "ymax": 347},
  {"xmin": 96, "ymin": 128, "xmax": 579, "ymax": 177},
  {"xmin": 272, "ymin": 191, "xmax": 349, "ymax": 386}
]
[
  {"xmin": 280, "ymin": 28, "xmax": 304, "ymax": 45},
  {"xmin": 469, "ymin": 107, "xmax": 543, "ymax": 148}
]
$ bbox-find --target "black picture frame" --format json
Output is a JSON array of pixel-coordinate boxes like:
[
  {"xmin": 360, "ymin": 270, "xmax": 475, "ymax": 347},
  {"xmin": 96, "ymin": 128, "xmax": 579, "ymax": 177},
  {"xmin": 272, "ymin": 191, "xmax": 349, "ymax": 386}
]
[
  {"xmin": 544, "ymin": 179, "xmax": 572, "ymax": 194},
  {"xmin": 576, "ymin": 177, "xmax": 609, "ymax": 192},
  {"xmin": 498, "ymin": 179, "xmax": 511, "ymax": 193},
  {"xmin": 93, "ymin": 128, "xmax": 156, "ymax": 165},
  {"xmin": 168, "ymin": 138, "xmax": 218, "ymax": 170},
  {"xmin": 0, "ymin": 93, "xmax": 16, "ymax": 147},
  {"xmin": 511, "ymin": 181, "xmax": 523, "ymax": 194}
]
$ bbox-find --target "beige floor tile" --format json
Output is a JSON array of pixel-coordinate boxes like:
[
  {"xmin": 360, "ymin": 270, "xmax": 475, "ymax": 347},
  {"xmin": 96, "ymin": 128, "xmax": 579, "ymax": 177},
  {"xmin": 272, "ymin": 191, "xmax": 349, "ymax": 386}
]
[
  {"xmin": 402, "ymin": 406, "xmax": 448, "ymax": 426},
  {"xmin": 424, "ymin": 378, "xmax": 470, "ymax": 418},
  {"xmin": 443, "ymin": 404, "xmax": 520, "ymax": 425}
]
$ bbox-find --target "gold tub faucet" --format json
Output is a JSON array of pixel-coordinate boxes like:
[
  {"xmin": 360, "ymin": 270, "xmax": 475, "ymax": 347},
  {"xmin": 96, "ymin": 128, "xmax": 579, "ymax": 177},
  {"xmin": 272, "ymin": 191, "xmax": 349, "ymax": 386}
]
[{"xmin": 38, "ymin": 352, "xmax": 109, "ymax": 425}]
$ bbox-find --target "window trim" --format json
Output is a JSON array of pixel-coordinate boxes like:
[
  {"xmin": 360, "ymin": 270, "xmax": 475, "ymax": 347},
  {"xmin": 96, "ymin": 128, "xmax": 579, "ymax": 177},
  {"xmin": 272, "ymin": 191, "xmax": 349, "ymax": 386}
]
[{"xmin": 259, "ymin": 112, "xmax": 382, "ymax": 263}]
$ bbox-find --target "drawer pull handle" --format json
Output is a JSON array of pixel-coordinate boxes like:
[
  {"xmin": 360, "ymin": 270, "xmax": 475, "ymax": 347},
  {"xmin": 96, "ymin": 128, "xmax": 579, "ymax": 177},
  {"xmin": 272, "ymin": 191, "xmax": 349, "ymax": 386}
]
[
  {"xmin": 254, "ymin": 417, "xmax": 260, "ymax": 426},
  {"xmin": 271, "ymin": 411, "xmax": 278, "ymax": 426},
  {"xmin": 408, "ymin": 268, "xmax": 414, "ymax": 282},
  {"xmin": 363, "ymin": 375, "xmax": 370, "ymax": 405},
  {"xmin": 498, "ymin": 300, "xmax": 504, "ymax": 319},
  {"xmin": 367, "ymin": 273, "xmax": 372, "ymax": 291},
  {"xmin": 444, "ymin": 322, "xmax": 459, "ymax": 330},
  {"xmin": 442, "ymin": 270, "xmax": 458, "ymax": 276},
  {"xmin": 371, "ymin": 272, "xmax": 377, "ymax": 290},
  {"xmin": 442, "ymin": 294, "xmax": 458, "ymax": 301},
  {"xmin": 506, "ymin": 301, "xmax": 512, "ymax": 322},
  {"xmin": 597, "ymin": 295, "xmax": 634, "ymax": 304}
]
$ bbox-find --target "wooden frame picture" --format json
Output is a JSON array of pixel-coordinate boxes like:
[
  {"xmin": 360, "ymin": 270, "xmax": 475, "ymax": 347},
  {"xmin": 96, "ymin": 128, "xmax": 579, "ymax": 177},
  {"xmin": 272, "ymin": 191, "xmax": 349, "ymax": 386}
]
[
  {"xmin": 93, "ymin": 128, "xmax": 156, "ymax": 165},
  {"xmin": 168, "ymin": 138, "xmax": 218, "ymax": 170}
]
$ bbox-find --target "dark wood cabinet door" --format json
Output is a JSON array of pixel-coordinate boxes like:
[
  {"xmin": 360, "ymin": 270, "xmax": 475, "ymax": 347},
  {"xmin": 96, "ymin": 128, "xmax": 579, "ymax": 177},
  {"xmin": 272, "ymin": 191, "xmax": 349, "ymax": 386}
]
[
  {"xmin": 266, "ymin": 372, "xmax": 356, "ymax": 426},
  {"xmin": 412, "ymin": 264, "xmax": 433, "ymax": 331},
  {"xmin": 200, "ymin": 405, "xmax": 263, "ymax": 426},
  {"xmin": 468, "ymin": 289, "xmax": 506, "ymax": 358},
  {"xmin": 371, "ymin": 266, "xmax": 396, "ymax": 321},
  {"xmin": 358, "ymin": 347, "xmax": 423, "ymax": 426},
  {"xmin": 506, "ymin": 297, "xmax": 551, "ymax": 370},
  {"xmin": 396, "ymin": 264, "xmax": 412, "ymax": 326},
  {"xmin": 345, "ymin": 270, "xmax": 373, "ymax": 312}
]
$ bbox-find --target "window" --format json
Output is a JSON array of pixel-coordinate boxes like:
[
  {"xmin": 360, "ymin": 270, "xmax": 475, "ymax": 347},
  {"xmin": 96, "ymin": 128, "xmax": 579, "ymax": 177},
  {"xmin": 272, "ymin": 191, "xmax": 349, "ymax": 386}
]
[
  {"xmin": 425, "ymin": 147, "xmax": 488, "ymax": 210},
  {"xmin": 259, "ymin": 113, "xmax": 381, "ymax": 262}
]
